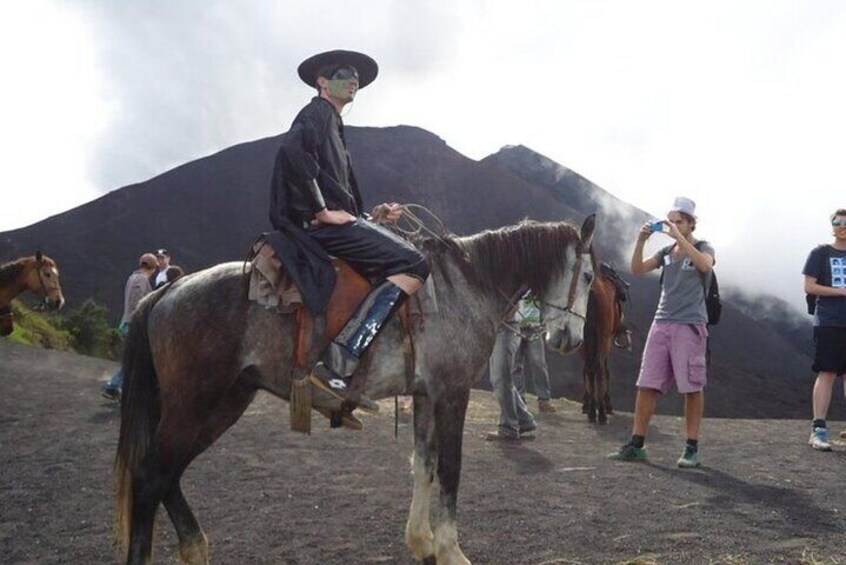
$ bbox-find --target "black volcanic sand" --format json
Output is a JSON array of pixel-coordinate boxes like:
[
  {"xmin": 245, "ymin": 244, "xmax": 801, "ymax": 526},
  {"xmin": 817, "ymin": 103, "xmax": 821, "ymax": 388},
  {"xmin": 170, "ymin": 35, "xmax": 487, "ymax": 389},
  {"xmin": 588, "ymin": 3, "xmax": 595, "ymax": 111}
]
[{"xmin": 1, "ymin": 339, "xmax": 845, "ymax": 564}]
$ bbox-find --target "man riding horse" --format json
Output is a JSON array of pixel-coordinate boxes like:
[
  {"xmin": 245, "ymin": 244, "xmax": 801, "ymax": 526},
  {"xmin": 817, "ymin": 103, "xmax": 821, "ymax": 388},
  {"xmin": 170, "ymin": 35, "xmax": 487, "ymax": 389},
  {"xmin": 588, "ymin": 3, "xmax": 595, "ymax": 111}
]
[{"xmin": 269, "ymin": 49, "xmax": 430, "ymax": 426}]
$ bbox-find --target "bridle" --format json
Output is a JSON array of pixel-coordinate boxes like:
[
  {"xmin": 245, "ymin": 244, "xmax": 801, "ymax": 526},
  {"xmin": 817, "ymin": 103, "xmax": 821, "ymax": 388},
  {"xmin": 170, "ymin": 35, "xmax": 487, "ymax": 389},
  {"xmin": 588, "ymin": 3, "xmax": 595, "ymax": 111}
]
[
  {"xmin": 537, "ymin": 251, "xmax": 589, "ymax": 321},
  {"xmin": 495, "ymin": 250, "xmax": 590, "ymax": 334},
  {"xmin": 33, "ymin": 259, "xmax": 52, "ymax": 306}
]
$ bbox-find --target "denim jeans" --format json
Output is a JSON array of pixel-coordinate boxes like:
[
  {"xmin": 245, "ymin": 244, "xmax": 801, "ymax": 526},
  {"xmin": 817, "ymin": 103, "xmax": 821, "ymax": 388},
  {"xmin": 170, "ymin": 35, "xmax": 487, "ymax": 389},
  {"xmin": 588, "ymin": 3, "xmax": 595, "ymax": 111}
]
[
  {"xmin": 513, "ymin": 335, "xmax": 551, "ymax": 401},
  {"xmin": 104, "ymin": 367, "xmax": 124, "ymax": 391},
  {"xmin": 489, "ymin": 327, "xmax": 536, "ymax": 435},
  {"xmin": 104, "ymin": 323, "xmax": 129, "ymax": 392}
]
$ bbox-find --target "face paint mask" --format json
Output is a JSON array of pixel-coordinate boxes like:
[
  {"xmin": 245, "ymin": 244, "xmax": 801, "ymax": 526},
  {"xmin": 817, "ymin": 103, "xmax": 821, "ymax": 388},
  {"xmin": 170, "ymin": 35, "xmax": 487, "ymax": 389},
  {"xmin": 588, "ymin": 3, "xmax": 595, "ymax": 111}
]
[{"xmin": 328, "ymin": 78, "xmax": 357, "ymax": 102}]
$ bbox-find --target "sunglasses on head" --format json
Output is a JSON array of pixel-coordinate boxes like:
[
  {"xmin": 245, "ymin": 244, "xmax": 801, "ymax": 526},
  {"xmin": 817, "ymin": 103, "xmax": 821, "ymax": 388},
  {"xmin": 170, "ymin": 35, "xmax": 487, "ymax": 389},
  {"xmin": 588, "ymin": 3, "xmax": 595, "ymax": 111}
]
[
  {"xmin": 833, "ymin": 219, "xmax": 846, "ymax": 227},
  {"xmin": 330, "ymin": 66, "xmax": 359, "ymax": 81}
]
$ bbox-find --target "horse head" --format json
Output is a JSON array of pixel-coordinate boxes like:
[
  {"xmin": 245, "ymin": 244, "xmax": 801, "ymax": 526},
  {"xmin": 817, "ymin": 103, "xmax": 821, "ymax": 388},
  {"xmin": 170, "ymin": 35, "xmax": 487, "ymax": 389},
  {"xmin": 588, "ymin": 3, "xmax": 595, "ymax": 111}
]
[
  {"xmin": 542, "ymin": 214, "xmax": 596, "ymax": 354},
  {"xmin": 28, "ymin": 252, "xmax": 65, "ymax": 311}
]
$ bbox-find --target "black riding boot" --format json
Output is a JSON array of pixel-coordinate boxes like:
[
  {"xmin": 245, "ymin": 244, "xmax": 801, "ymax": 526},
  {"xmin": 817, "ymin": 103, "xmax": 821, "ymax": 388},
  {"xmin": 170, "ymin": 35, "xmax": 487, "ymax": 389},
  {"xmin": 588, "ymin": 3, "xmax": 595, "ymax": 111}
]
[{"xmin": 308, "ymin": 280, "xmax": 408, "ymax": 405}]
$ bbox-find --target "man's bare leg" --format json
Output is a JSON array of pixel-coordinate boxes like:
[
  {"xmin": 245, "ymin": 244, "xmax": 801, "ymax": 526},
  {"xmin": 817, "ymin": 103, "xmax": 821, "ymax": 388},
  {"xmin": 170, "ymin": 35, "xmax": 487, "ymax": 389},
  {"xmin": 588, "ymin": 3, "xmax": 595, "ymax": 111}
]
[
  {"xmin": 684, "ymin": 391, "xmax": 704, "ymax": 440},
  {"xmin": 632, "ymin": 387, "xmax": 660, "ymax": 437}
]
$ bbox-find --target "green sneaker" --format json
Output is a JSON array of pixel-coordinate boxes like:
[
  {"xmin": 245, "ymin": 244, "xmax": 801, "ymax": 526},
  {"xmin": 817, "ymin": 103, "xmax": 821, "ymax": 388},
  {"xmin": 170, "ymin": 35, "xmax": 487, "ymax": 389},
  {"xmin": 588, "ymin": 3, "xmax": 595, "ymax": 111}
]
[
  {"xmin": 677, "ymin": 445, "xmax": 701, "ymax": 468},
  {"xmin": 607, "ymin": 443, "xmax": 647, "ymax": 462}
]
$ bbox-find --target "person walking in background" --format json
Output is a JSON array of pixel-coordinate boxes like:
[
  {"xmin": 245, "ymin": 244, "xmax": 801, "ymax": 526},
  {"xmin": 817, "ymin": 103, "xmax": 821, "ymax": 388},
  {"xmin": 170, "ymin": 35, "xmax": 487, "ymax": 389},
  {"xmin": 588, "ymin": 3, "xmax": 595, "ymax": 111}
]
[
  {"xmin": 150, "ymin": 248, "xmax": 172, "ymax": 289},
  {"xmin": 101, "ymin": 253, "xmax": 157, "ymax": 401},
  {"xmin": 486, "ymin": 308, "xmax": 538, "ymax": 441},
  {"xmin": 803, "ymin": 209, "xmax": 846, "ymax": 451},
  {"xmin": 513, "ymin": 292, "xmax": 556, "ymax": 413},
  {"xmin": 608, "ymin": 196, "xmax": 714, "ymax": 468}
]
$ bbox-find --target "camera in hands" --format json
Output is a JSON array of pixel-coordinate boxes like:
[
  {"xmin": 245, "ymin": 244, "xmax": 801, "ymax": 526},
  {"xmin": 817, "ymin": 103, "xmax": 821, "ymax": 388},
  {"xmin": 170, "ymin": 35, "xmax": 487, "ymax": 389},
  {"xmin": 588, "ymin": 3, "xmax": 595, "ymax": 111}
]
[{"xmin": 649, "ymin": 220, "xmax": 666, "ymax": 234}]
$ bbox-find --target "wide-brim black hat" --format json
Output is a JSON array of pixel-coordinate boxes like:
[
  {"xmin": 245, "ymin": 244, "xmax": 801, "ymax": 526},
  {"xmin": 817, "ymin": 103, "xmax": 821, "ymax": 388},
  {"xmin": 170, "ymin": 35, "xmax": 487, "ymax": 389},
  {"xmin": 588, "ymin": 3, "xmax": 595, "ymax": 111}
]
[{"xmin": 297, "ymin": 50, "xmax": 378, "ymax": 89}]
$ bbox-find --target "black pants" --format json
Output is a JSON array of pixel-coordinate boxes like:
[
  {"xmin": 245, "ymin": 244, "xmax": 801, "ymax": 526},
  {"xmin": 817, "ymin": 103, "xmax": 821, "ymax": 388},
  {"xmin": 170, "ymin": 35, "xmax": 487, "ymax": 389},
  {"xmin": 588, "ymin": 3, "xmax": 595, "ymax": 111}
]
[
  {"xmin": 813, "ymin": 326, "xmax": 846, "ymax": 374},
  {"xmin": 307, "ymin": 218, "xmax": 429, "ymax": 283}
]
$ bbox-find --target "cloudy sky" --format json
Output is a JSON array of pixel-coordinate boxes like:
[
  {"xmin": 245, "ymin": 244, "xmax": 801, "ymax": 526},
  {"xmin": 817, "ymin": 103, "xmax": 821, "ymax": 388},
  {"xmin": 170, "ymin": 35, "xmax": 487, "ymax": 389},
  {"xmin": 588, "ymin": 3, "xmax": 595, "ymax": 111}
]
[{"xmin": 2, "ymin": 1, "xmax": 845, "ymax": 307}]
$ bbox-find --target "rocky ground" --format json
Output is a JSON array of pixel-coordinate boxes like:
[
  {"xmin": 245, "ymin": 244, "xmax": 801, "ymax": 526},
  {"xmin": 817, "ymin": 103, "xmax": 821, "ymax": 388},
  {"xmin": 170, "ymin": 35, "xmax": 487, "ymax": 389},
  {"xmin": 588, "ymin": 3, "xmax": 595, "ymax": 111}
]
[{"xmin": 1, "ymin": 339, "xmax": 845, "ymax": 564}]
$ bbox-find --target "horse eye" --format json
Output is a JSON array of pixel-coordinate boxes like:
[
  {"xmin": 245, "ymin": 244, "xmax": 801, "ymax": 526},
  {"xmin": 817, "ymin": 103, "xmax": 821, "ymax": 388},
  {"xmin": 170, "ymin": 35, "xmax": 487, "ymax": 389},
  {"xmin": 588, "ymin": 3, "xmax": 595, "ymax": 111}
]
[{"xmin": 584, "ymin": 273, "xmax": 594, "ymax": 283}]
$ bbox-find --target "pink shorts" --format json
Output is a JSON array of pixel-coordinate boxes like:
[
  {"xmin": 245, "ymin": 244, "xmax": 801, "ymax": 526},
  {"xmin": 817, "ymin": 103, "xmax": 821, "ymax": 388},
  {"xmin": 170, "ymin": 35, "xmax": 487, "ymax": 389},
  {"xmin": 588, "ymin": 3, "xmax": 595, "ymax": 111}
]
[{"xmin": 636, "ymin": 322, "xmax": 708, "ymax": 394}]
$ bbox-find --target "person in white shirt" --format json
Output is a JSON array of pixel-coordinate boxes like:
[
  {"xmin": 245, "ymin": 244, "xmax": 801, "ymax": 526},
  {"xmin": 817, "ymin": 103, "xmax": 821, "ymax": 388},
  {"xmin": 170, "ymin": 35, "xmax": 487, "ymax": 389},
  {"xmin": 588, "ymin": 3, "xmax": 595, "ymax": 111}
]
[{"xmin": 152, "ymin": 248, "xmax": 172, "ymax": 289}]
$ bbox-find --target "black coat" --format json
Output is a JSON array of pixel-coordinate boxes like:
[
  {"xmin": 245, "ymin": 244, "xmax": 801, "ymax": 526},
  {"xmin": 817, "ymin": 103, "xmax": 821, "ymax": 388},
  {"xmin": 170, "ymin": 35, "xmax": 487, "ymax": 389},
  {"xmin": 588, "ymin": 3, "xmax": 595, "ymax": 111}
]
[
  {"xmin": 263, "ymin": 222, "xmax": 335, "ymax": 316},
  {"xmin": 269, "ymin": 97, "xmax": 364, "ymax": 230}
]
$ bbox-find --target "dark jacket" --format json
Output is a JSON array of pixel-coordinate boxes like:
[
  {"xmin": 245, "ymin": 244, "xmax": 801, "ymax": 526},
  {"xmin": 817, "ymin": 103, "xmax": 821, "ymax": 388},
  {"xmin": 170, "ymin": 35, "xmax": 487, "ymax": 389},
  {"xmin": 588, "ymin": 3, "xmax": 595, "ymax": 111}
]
[
  {"xmin": 263, "ymin": 223, "xmax": 335, "ymax": 315},
  {"xmin": 269, "ymin": 97, "xmax": 364, "ymax": 230}
]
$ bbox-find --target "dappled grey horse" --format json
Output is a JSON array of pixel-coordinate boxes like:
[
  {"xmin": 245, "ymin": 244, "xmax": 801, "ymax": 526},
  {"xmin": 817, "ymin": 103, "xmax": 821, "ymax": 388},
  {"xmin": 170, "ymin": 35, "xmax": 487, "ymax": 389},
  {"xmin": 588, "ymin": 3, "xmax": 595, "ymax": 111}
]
[{"xmin": 114, "ymin": 216, "xmax": 596, "ymax": 564}]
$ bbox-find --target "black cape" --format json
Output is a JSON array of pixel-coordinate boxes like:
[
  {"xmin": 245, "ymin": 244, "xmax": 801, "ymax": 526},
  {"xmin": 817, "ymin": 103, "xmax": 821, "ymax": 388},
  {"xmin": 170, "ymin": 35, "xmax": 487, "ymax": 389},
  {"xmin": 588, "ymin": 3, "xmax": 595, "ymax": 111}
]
[{"xmin": 263, "ymin": 218, "xmax": 335, "ymax": 315}]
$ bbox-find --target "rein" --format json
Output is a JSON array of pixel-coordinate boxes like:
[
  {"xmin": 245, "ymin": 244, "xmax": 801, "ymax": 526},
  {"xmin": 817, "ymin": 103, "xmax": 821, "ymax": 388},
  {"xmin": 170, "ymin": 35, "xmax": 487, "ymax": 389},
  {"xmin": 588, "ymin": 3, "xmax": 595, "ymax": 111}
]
[
  {"xmin": 538, "ymin": 253, "xmax": 587, "ymax": 321},
  {"xmin": 495, "ymin": 287, "xmax": 527, "ymax": 337},
  {"xmin": 494, "ymin": 247, "xmax": 589, "ymax": 336},
  {"xmin": 391, "ymin": 204, "xmax": 450, "ymax": 242}
]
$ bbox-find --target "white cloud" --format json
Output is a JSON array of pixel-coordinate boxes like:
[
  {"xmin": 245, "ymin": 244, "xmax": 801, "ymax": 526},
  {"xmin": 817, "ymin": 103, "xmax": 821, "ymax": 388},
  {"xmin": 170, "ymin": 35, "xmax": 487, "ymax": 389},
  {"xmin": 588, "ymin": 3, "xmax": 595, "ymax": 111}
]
[
  {"xmin": 2, "ymin": 0, "xmax": 846, "ymax": 307},
  {"xmin": 0, "ymin": 1, "xmax": 106, "ymax": 227}
]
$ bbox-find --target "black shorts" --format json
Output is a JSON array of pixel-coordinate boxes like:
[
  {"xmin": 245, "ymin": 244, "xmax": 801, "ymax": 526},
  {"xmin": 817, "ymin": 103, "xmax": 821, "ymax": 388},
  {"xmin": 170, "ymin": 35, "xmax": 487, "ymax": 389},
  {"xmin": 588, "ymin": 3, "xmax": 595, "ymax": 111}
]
[
  {"xmin": 813, "ymin": 326, "xmax": 846, "ymax": 374},
  {"xmin": 307, "ymin": 218, "xmax": 429, "ymax": 283}
]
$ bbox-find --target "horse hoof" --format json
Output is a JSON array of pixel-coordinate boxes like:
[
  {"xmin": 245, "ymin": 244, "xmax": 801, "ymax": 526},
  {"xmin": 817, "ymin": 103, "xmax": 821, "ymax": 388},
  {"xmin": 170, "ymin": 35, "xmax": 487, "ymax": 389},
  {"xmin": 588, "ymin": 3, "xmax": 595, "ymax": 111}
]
[{"xmin": 421, "ymin": 556, "xmax": 437, "ymax": 565}]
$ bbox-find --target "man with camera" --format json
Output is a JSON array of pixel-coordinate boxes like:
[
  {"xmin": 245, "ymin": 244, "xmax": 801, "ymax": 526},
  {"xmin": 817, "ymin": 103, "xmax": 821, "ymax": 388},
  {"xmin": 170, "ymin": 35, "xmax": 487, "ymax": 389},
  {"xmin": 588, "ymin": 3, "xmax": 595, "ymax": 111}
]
[{"xmin": 608, "ymin": 196, "xmax": 715, "ymax": 468}]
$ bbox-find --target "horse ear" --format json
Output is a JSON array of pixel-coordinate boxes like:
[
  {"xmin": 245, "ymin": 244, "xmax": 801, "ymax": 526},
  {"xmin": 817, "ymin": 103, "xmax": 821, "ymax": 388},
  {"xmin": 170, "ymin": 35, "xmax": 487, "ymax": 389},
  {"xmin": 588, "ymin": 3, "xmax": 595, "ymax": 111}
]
[
  {"xmin": 35, "ymin": 251, "xmax": 43, "ymax": 262},
  {"xmin": 580, "ymin": 214, "xmax": 597, "ymax": 247}
]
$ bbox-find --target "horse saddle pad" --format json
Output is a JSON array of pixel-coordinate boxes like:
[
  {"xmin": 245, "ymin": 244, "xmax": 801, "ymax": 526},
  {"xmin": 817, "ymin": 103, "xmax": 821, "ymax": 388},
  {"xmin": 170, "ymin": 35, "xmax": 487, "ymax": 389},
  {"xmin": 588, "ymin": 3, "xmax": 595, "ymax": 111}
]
[{"xmin": 248, "ymin": 240, "xmax": 438, "ymax": 367}]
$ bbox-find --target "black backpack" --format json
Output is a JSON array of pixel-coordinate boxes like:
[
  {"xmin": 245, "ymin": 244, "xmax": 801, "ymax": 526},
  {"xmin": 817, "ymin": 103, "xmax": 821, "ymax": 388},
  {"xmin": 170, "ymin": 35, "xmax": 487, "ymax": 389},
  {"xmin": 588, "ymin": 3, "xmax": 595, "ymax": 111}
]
[
  {"xmin": 806, "ymin": 244, "xmax": 831, "ymax": 315},
  {"xmin": 659, "ymin": 241, "xmax": 721, "ymax": 326}
]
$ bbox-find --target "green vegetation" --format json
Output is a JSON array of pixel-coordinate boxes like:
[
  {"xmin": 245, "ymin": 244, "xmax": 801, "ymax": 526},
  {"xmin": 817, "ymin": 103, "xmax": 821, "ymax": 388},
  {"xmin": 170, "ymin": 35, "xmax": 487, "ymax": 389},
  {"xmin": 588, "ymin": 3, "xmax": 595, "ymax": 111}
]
[
  {"xmin": 7, "ymin": 298, "xmax": 120, "ymax": 360},
  {"xmin": 8, "ymin": 300, "xmax": 72, "ymax": 351},
  {"xmin": 56, "ymin": 298, "xmax": 121, "ymax": 359}
]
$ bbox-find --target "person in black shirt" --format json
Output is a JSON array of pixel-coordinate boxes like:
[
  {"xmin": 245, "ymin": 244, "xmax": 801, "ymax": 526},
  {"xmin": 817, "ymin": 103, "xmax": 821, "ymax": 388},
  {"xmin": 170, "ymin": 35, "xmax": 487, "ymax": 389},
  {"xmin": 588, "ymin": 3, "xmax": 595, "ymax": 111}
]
[
  {"xmin": 270, "ymin": 50, "xmax": 429, "ymax": 421},
  {"xmin": 803, "ymin": 208, "xmax": 846, "ymax": 451}
]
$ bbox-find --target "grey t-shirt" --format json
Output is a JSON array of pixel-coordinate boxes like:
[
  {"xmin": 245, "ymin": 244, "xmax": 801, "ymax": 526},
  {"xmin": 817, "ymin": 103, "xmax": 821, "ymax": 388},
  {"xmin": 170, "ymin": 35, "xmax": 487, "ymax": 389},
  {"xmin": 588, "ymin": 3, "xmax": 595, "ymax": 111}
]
[{"xmin": 652, "ymin": 241, "xmax": 715, "ymax": 324}]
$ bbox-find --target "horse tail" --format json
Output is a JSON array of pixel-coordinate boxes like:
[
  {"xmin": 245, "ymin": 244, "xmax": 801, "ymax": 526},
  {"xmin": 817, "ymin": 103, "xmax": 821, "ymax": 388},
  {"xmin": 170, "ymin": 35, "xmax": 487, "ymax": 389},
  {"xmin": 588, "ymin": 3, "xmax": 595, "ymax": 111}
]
[{"xmin": 114, "ymin": 289, "xmax": 169, "ymax": 551}]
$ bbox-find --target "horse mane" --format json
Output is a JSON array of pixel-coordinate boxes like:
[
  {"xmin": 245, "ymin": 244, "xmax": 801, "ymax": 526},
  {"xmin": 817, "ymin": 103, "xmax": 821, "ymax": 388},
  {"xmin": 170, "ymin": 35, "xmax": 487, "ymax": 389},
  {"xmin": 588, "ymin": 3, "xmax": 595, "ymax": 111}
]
[
  {"xmin": 0, "ymin": 258, "xmax": 28, "ymax": 290},
  {"xmin": 420, "ymin": 220, "xmax": 583, "ymax": 295}
]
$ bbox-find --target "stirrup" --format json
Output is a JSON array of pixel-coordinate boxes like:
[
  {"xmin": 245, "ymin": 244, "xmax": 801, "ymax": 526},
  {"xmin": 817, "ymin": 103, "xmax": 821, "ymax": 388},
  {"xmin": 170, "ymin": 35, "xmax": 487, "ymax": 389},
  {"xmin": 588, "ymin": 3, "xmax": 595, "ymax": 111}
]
[
  {"xmin": 613, "ymin": 330, "xmax": 632, "ymax": 350},
  {"xmin": 315, "ymin": 407, "xmax": 364, "ymax": 430},
  {"xmin": 307, "ymin": 363, "xmax": 350, "ymax": 405},
  {"xmin": 308, "ymin": 364, "xmax": 380, "ymax": 413}
]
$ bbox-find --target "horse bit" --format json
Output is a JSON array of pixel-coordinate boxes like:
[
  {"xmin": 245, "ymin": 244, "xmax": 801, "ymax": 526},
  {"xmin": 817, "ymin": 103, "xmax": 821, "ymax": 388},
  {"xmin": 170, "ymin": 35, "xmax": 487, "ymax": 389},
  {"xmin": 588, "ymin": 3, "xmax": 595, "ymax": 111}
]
[
  {"xmin": 496, "ymin": 250, "xmax": 589, "ymax": 336},
  {"xmin": 537, "ymin": 252, "xmax": 588, "ymax": 321}
]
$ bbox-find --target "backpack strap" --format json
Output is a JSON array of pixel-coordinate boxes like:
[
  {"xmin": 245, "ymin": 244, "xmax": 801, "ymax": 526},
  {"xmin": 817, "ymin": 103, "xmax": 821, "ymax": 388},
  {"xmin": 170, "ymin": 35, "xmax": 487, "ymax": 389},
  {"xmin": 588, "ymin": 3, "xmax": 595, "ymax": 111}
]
[
  {"xmin": 658, "ymin": 241, "xmax": 712, "ymax": 292},
  {"xmin": 693, "ymin": 241, "xmax": 712, "ymax": 293}
]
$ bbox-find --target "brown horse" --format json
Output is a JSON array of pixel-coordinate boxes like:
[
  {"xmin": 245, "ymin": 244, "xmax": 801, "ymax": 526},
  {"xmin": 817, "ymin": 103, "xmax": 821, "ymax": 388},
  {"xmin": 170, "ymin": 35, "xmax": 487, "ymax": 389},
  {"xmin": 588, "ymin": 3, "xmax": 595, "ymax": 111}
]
[
  {"xmin": 580, "ymin": 264, "xmax": 629, "ymax": 425},
  {"xmin": 0, "ymin": 252, "xmax": 65, "ymax": 336}
]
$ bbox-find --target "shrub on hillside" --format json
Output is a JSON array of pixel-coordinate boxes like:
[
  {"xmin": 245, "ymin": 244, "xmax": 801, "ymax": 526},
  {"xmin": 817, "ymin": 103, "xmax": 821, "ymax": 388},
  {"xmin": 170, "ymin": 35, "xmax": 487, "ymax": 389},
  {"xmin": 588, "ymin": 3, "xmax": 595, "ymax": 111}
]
[
  {"xmin": 55, "ymin": 299, "xmax": 121, "ymax": 360},
  {"xmin": 9, "ymin": 301, "xmax": 72, "ymax": 351}
]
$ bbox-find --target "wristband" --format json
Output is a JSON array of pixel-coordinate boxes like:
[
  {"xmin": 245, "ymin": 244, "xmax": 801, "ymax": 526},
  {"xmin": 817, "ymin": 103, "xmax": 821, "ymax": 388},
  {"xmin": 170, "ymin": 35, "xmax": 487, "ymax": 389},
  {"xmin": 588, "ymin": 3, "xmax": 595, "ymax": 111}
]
[{"xmin": 306, "ymin": 179, "xmax": 326, "ymax": 212}]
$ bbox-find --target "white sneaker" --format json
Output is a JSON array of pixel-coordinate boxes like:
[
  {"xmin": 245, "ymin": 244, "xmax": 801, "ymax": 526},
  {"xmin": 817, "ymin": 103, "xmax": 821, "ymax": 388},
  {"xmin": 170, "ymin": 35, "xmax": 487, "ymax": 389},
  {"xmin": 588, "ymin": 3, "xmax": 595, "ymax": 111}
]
[{"xmin": 809, "ymin": 427, "xmax": 833, "ymax": 452}]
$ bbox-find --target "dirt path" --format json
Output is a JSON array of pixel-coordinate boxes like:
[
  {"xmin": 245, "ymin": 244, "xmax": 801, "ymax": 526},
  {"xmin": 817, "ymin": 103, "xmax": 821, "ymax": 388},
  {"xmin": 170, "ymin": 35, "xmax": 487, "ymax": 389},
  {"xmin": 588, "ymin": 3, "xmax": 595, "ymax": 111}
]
[{"xmin": 1, "ymin": 339, "xmax": 845, "ymax": 564}]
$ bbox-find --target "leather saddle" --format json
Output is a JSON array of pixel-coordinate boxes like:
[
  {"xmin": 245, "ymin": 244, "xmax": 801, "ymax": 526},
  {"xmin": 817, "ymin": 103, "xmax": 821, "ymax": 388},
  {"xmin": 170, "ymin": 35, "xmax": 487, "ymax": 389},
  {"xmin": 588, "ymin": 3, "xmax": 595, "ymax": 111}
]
[{"xmin": 292, "ymin": 260, "xmax": 414, "ymax": 406}]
